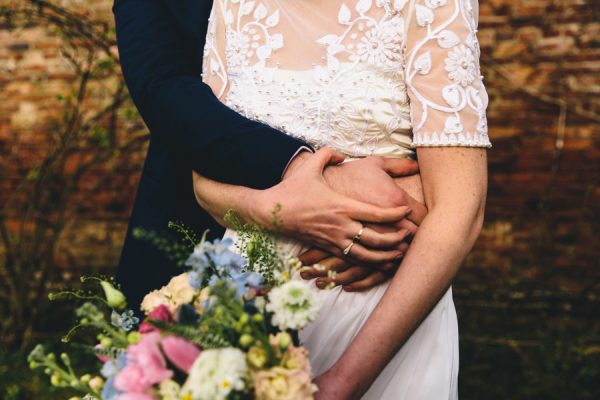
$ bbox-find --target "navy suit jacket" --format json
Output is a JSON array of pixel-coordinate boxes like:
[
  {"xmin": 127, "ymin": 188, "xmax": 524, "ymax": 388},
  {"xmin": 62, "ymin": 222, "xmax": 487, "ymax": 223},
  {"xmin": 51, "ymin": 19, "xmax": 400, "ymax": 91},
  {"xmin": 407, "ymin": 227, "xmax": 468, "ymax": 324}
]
[{"xmin": 112, "ymin": 0, "xmax": 308, "ymax": 313}]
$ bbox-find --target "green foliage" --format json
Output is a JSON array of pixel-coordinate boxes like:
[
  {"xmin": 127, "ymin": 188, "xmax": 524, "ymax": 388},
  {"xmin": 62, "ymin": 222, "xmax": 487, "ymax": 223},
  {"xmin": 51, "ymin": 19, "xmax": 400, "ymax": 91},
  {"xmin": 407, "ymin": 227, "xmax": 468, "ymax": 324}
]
[
  {"xmin": 224, "ymin": 210, "xmax": 283, "ymax": 286},
  {"xmin": 132, "ymin": 226, "xmax": 195, "ymax": 268}
]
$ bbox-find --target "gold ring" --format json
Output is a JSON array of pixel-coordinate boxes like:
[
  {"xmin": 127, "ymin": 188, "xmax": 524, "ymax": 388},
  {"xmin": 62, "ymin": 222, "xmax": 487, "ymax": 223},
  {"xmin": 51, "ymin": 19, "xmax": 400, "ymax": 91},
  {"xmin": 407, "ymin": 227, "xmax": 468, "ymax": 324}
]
[
  {"xmin": 353, "ymin": 225, "xmax": 365, "ymax": 243},
  {"xmin": 343, "ymin": 241, "xmax": 354, "ymax": 255}
]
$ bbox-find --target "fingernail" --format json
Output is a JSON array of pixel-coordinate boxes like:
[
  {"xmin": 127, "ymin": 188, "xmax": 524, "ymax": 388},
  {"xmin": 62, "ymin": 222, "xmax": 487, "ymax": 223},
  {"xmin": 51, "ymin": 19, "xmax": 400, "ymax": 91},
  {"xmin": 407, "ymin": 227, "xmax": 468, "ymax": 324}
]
[
  {"xmin": 300, "ymin": 266, "xmax": 313, "ymax": 274},
  {"xmin": 395, "ymin": 252, "xmax": 404, "ymax": 260},
  {"xmin": 300, "ymin": 272, "xmax": 311, "ymax": 280},
  {"xmin": 316, "ymin": 279, "xmax": 327, "ymax": 289},
  {"xmin": 313, "ymin": 263, "xmax": 326, "ymax": 271},
  {"xmin": 344, "ymin": 286, "xmax": 354, "ymax": 292}
]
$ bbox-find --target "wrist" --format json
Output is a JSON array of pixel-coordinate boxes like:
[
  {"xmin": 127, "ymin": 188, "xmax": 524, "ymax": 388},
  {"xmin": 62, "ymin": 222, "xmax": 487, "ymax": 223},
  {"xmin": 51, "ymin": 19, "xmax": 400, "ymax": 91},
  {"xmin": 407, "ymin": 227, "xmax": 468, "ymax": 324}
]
[
  {"xmin": 317, "ymin": 366, "xmax": 358, "ymax": 399},
  {"xmin": 243, "ymin": 189, "xmax": 274, "ymax": 229},
  {"xmin": 282, "ymin": 150, "xmax": 312, "ymax": 180},
  {"xmin": 322, "ymin": 163, "xmax": 339, "ymax": 187}
]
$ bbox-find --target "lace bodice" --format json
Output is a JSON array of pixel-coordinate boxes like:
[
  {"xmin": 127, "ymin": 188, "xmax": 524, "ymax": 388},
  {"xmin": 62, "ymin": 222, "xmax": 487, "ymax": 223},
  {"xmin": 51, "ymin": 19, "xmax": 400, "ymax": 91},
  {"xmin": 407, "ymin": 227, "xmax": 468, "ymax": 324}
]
[{"xmin": 202, "ymin": 0, "xmax": 491, "ymax": 158}]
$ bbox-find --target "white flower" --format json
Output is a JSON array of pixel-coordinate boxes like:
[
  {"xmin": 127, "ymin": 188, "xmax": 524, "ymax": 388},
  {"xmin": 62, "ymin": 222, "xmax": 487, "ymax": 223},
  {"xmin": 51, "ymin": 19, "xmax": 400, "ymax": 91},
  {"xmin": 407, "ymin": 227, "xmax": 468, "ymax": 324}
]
[
  {"xmin": 140, "ymin": 272, "xmax": 196, "ymax": 314},
  {"xmin": 159, "ymin": 379, "xmax": 182, "ymax": 400},
  {"xmin": 181, "ymin": 348, "xmax": 247, "ymax": 400},
  {"xmin": 444, "ymin": 44, "xmax": 477, "ymax": 87},
  {"xmin": 356, "ymin": 24, "xmax": 402, "ymax": 66},
  {"xmin": 266, "ymin": 281, "xmax": 321, "ymax": 330}
]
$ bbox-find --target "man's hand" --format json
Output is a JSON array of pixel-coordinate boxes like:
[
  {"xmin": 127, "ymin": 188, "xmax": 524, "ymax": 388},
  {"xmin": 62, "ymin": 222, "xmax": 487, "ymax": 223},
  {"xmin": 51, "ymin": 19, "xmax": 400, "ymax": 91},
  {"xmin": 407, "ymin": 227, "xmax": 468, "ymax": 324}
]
[
  {"xmin": 247, "ymin": 148, "xmax": 414, "ymax": 264},
  {"xmin": 324, "ymin": 156, "xmax": 426, "ymax": 223},
  {"xmin": 282, "ymin": 149, "xmax": 313, "ymax": 180},
  {"xmin": 297, "ymin": 157, "xmax": 427, "ymax": 291}
]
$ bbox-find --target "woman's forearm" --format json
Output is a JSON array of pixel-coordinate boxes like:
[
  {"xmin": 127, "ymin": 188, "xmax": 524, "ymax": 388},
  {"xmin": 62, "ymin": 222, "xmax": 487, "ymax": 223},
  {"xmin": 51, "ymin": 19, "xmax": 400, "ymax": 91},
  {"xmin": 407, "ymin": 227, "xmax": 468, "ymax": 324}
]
[
  {"xmin": 325, "ymin": 206, "xmax": 483, "ymax": 395},
  {"xmin": 320, "ymin": 148, "xmax": 488, "ymax": 398}
]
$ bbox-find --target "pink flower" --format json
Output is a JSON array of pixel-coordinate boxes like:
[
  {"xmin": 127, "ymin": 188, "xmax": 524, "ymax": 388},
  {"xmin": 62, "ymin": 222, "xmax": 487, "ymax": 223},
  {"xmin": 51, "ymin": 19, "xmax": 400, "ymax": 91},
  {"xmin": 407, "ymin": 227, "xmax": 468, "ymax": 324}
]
[
  {"xmin": 95, "ymin": 344, "xmax": 110, "ymax": 363},
  {"xmin": 161, "ymin": 336, "xmax": 201, "ymax": 373},
  {"xmin": 139, "ymin": 305, "xmax": 173, "ymax": 333},
  {"xmin": 114, "ymin": 364, "xmax": 148, "ymax": 393},
  {"xmin": 114, "ymin": 332, "xmax": 173, "ymax": 393},
  {"xmin": 117, "ymin": 393, "xmax": 156, "ymax": 400}
]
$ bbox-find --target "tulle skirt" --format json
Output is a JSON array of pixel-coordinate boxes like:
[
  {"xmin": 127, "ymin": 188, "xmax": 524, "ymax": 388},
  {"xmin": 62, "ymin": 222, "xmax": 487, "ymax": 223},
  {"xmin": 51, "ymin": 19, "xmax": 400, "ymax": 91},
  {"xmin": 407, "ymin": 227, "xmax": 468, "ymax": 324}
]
[{"xmin": 224, "ymin": 230, "xmax": 459, "ymax": 400}]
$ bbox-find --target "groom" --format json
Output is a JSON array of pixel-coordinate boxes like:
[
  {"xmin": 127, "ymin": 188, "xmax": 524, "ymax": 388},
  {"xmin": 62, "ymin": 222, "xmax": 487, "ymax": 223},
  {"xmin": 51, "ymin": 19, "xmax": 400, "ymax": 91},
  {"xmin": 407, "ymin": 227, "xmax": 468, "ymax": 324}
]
[{"xmin": 113, "ymin": 0, "xmax": 422, "ymax": 313}]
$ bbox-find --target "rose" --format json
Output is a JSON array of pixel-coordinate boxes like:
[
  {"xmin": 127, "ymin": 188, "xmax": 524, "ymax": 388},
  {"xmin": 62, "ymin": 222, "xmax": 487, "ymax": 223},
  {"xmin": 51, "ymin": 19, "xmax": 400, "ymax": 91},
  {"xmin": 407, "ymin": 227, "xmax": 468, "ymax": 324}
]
[
  {"xmin": 255, "ymin": 345, "xmax": 315, "ymax": 400},
  {"xmin": 140, "ymin": 273, "xmax": 196, "ymax": 314},
  {"xmin": 139, "ymin": 304, "xmax": 174, "ymax": 333},
  {"xmin": 254, "ymin": 367, "xmax": 315, "ymax": 400}
]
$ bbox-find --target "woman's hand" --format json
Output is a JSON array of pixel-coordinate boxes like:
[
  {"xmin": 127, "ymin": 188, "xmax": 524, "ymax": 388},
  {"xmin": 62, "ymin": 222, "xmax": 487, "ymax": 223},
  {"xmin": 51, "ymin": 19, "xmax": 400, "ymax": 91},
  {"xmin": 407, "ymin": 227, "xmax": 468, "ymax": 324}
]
[{"xmin": 249, "ymin": 148, "xmax": 413, "ymax": 263}]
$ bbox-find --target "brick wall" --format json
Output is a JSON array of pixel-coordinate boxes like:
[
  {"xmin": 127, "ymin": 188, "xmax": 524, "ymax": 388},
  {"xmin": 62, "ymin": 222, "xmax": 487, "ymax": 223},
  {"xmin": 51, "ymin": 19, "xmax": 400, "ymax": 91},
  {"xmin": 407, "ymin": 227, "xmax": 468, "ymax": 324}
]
[
  {"xmin": 1, "ymin": 0, "xmax": 598, "ymax": 397},
  {"xmin": 1, "ymin": 0, "xmax": 598, "ymax": 285},
  {"xmin": 3, "ymin": 0, "xmax": 597, "ymax": 284},
  {"xmin": 1, "ymin": 0, "xmax": 599, "ymax": 290},
  {"xmin": 468, "ymin": 0, "xmax": 600, "ymax": 291}
]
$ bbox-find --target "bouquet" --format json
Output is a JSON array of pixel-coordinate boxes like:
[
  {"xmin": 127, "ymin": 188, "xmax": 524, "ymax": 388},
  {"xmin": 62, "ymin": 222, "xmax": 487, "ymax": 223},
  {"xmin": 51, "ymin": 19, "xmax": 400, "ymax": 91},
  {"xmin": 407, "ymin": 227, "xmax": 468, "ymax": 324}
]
[{"xmin": 29, "ymin": 217, "xmax": 324, "ymax": 399}]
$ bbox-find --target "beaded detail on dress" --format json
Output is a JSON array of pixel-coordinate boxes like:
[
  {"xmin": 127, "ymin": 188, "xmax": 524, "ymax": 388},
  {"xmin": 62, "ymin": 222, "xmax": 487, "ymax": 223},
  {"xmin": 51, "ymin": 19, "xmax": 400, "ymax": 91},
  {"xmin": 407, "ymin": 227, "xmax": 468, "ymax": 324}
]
[{"xmin": 202, "ymin": 0, "xmax": 491, "ymax": 156}]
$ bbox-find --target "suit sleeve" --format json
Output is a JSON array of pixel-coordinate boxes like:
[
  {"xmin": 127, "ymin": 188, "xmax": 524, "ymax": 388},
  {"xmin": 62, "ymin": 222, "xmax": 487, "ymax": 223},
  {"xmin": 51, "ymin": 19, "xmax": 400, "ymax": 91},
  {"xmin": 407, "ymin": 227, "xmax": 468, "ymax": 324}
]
[{"xmin": 112, "ymin": 0, "xmax": 309, "ymax": 189}]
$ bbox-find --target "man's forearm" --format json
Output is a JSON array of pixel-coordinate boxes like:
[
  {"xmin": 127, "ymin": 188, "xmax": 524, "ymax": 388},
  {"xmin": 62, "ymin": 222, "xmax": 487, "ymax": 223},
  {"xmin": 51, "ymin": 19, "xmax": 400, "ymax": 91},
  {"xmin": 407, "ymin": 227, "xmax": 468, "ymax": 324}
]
[{"xmin": 113, "ymin": 0, "xmax": 309, "ymax": 188}]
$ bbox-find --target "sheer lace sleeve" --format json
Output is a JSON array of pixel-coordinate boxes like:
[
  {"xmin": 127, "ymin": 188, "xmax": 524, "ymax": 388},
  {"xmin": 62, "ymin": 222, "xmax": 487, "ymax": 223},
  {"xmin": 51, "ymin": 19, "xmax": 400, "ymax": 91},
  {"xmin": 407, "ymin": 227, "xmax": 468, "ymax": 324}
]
[
  {"xmin": 403, "ymin": 0, "xmax": 491, "ymax": 147},
  {"xmin": 201, "ymin": 0, "xmax": 229, "ymax": 100}
]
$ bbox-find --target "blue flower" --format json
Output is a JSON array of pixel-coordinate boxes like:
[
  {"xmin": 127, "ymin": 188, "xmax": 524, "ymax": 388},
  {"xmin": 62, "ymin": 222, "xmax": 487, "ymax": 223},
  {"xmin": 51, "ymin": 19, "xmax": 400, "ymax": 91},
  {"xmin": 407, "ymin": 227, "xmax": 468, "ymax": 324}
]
[
  {"xmin": 110, "ymin": 310, "xmax": 139, "ymax": 332},
  {"xmin": 100, "ymin": 352, "xmax": 127, "ymax": 379},
  {"xmin": 188, "ymin": 269, "xmax": 205, "ymax": 290},
  {"xmin": 208, "ymin": 275, "xmax": 220, "ymax": 287},
  {"xmin": 101, "ymin": 376, "xmax": 119, "ymax": 400},
  {"xmin": 186, "ymin": 238, "xmax": 247, "ymax": 277},
  {"xmin": 229, "ymin": 270, "xmax": 264, "ymax": 299},
  {"xmin": 246, "ymin": 271, "xmax": 264, "ymax": 289}
]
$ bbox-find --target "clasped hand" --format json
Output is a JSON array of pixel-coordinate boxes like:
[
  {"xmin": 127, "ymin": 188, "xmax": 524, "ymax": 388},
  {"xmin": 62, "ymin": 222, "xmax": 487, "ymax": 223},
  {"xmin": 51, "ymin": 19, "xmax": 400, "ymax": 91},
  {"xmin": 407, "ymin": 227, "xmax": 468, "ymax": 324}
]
[
  {"xmin": 193, "ymin": 147, "xmax": 427, "ymax": 291},
  {"xmin": 278, "ymin": 148, "xmax": 426, "ymax": 291}
]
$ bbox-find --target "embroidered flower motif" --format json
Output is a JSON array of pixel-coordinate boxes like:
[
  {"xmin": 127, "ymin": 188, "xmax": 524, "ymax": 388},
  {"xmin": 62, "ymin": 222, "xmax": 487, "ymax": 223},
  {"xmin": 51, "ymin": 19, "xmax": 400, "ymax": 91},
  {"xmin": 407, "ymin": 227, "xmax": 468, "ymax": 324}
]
[
  {"xmin": 356, "ymin": 24, "xmax": 402, "ymax": 66},
  {"xmin": 444, "ymin": 44, "xmax": 477, "ymax": 87},
  {"xmin": 477, "ymin": 111, "xmax": 488, "ymax": 134},
  {"xmin": 226, "ymin": 29, "xmax": 251, "ymax": 70}
]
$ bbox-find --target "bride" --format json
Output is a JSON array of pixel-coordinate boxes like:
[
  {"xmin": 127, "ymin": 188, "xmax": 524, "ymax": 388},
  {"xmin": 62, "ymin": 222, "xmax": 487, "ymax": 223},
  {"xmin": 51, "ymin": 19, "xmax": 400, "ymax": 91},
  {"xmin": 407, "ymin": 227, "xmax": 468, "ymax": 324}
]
[{"xmin": 192, "ymin": 0, "xmax": 490, "ymax": 398}]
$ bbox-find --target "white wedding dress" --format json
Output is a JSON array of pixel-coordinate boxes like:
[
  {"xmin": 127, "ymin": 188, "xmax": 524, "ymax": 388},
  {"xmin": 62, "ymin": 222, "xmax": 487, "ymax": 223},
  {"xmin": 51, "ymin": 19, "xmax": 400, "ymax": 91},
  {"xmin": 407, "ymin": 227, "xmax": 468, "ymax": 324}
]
[{"xmin": 202, "ymin": 0, "xmax": 491, "ymax": 398}]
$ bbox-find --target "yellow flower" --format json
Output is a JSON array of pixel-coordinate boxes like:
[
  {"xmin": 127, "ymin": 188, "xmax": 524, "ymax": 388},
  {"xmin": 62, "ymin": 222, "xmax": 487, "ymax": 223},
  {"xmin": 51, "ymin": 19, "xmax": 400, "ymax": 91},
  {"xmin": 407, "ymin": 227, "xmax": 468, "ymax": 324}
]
[
  {"xmin": 159, "ymin": 379, "xmax": 182, "ymax": 400},
  {"xmin": 282, "ymin": 346, "xmax": 309, "ymax": 371},
  {"xmin": 193, "ymin": 287, "xmax": 211, "ymax": 313},
  {"xmin": 254, "ymin": 364, "xmax": 315, "ymax": 400},
  {"xmin": 140, "ymin": 273, "xmax": 196, "ymax": 314},
  {"xmin": 165, "ymin": 273, "xmax": 196, "ymax": 305},
  {"xmin": 268, "ymin": 332, "xmax": 291, "ymax": 358},
  {"xmin": 247, "ymin": 346, "xmax": 268, "ymax": 369},
  {"xmin": 88, "ymin": 376, "xmax": 104, "ymax": 391}
]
